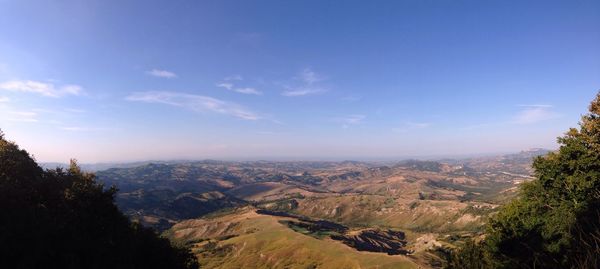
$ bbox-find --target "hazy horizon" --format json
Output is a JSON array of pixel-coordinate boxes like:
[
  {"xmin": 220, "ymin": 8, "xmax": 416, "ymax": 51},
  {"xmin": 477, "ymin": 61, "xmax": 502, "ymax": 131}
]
[
  {"xmin": 37, "ymin": 147, "xmax": 551, "ymax": 166},
  {"xmin": 1, "ymin": 0, "xmax": 598, "ymax": 162}
]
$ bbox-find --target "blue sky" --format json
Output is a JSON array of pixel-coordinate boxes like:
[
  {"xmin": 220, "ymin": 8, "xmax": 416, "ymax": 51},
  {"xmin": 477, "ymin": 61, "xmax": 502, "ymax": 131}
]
[{"xmin": 0, "ymin": 0, "xmax": 598, "ymax": 162}]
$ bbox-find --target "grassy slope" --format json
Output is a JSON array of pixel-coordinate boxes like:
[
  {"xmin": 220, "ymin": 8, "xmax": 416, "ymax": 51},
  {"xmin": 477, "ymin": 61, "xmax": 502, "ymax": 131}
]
[
  {"xmin": 168, "ymin": 208, "xmax": 419, "ymax": 269},
  {"xmin": 293, "ymin": 194, "xmax": 490, "ymax": 233}
]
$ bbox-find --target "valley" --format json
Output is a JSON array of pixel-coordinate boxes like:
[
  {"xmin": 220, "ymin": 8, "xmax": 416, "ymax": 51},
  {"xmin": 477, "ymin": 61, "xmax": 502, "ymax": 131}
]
[{"xmin": 93, "ymin": 149, "xmax": 547, "ymax": 268}]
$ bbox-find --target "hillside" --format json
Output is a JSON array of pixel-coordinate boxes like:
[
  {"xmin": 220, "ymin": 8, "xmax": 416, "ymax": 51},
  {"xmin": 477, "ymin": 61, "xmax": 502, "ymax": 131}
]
[
  {"xmin": 92, "ymin": 150, "xmax": 547, "ymax": 268},
  {"xmin": 166, "ymin": 207, "xmax": 419, "ymax": 269}
]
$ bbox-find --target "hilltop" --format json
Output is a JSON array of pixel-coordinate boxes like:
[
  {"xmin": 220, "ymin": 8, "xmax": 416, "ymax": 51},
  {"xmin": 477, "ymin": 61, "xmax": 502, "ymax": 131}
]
[{"xmin": 89, "ymin": 150, "xmax": 547, "ymax": 268}]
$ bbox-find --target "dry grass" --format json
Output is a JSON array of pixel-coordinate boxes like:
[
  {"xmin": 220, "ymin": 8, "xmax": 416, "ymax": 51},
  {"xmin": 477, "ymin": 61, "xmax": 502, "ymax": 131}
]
[{"xmin": 170, "ymin": 208, "xmax": 419, "ymax": 269}]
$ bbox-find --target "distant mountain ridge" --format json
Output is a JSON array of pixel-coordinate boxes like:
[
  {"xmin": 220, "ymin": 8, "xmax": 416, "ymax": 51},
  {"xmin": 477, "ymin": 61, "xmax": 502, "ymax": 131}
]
[
  {"xmin": 41, "ymin": 149, "xmax": 551, "ymax": 172},
  {"xmin": 85, "ymin": 149, "xmax": 549, "ymax": 233}
]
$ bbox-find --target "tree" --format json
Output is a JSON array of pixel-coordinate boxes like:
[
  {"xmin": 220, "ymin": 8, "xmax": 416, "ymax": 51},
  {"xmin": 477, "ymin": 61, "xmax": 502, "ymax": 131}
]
[
  {"xmin": 0, "ymin": 132, "xmax": 198, "ymax": 269},
  {"xmin": 445, "ymin": 239, "xmax": 493, "ymax": 269},
  {"xmin": 447, "ymin": 92, "xmax": 600, "ymax": 269}
]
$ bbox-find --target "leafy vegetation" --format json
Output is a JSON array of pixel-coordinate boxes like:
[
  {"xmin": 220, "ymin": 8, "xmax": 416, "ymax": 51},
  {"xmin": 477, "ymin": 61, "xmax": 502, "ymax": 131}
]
[
  {"xmin": 279, "ymin": 220, "xmax": 341, "ymax": 239},
  {"xmin": 447, "ymin": 92, "xmax": 600, "ymax": 269},
  {"xmin": 0, "ymin": 131, "xmax": 198, "ymax": 269}
]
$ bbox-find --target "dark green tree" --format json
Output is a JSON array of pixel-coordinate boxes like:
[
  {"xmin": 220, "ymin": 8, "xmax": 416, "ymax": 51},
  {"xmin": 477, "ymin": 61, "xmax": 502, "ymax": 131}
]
[
  {"xmin": 447, "ymin": 92, "xmax": 600, "ymax": 269},
  {"xmin": 445, "ymin": 239, "xmax": 493, "ymax": 269},
  {"xmin": 0, "ymin": 131, "xmax": 198, "ymax": 269}
]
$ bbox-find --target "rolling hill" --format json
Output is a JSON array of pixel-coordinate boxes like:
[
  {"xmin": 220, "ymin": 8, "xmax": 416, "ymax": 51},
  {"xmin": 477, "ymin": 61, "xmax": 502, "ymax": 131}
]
[{"xmin": 90, "ymin": 150, "xmax": 548, "ymax": 268}]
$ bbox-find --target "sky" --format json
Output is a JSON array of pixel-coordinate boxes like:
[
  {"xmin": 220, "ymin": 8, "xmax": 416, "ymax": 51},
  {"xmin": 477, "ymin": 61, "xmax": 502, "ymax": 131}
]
[{"xmin": 0, "ymin": 0, "xmax": 599, "ymax": 163}]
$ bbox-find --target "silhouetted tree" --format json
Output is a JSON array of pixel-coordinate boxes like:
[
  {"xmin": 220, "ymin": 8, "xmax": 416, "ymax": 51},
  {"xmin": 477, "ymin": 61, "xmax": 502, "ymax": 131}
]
[{"xmin": 0, "ymin": 132, "xmax": 198, "ymax": 269}]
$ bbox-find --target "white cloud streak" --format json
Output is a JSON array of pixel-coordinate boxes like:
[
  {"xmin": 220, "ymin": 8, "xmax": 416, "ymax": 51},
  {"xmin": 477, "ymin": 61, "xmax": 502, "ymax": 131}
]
[
  {"xmin": 217, "ymin": 80, "xmax": 262, "ymax": 95},
  {"xmin": 5, "ymin": 110, "xmax": 38, "ymax": 122},
  {"xmin": 10, "ymin": 111, "xmax": 36, "ymax": 117},
  {"xmin": 406, "ymin": 122, "xmax": 431, "ymax": 128},
  {"xmin": 0, "ymin": 80, "xmax": 83, "ymax": 97},
  {"xmin": 282, "ymin": 68, "xmax": 327, "ymax": 97},
  {"xmin": 146, "ymin": 69, "xmax": 177, "ymax": 79},
  {"xmin": 282, "ymin": 87, "xmax": 326, "ymax": 97},
  {"xmin": 335, "ymin": 114, "xmax": 365, "ymax": 128},
  {"xmin": 60, "ymin": 126, "xmax": 109, "ymax": 132},
  {"xmin": 126, "ymin": 91, "xmax": 261, "ymax": 120},
  {"xmin": 64, "ymin": 108, "xmax": 86, "ymax": 114},
  {"xmin": 8, "ymin": 118, "xmax": 38, "ymax": 123},
  {"xmin": 341, "ymin": 114, "xmax": 366, "ymax": 124},
  {"xmin": 216, "ymin": 83, "xmax": 234, "ymax": 90},
  {"xmin": 513, "ymin": 105, "xmax": 559, "ymax": 124},
  {"xmin": 234, "ymin": 87, "xmax": 262, "ymax": 95},
  {"xmin": 298, "ymin": 68, "xmax": 323, "ymax": 84}
]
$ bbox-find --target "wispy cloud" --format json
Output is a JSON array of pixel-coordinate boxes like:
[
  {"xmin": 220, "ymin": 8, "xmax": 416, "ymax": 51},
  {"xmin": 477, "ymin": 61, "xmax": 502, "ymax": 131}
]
[
  {"xmin": 281, "ymin": 87, "xmax": 325, "ymax": 97},
  {"xmin": 234, "ymin": 87, "xmax": 262, "ymax": 95},
  {"xmin": 216, "ymin": 78, "xmax": 262, "ymax": 95},
  {"xmin": 146, "ymin": 69, "xmax": 177, "ymax": 79},
  {"xmin": 216, "ymin": 83, "xmax": 234, "ymax": 90},
  {"xmin": 341, "ymin": 114, "xmax": 366, "ymax": 124},
  {"xmin": 334, "ymin": 114, "xmax": 366, "ymax": 128},
  {"xmin": 23, "ymin": 108, "xmax": 87, "ymax": 119},
  {"xmin": 0, "ymin": 80, "xmax": 83, "ymax": 97},
  {"xmin": 298, "ymin": 68, "xmax": 324, "ymax": 84},
  {"xmin": 281, "ymin": 68, "xmax": 327, "ymax": 97},
  {"xmin": 0, "ymin": 96, "xmax": 9, "ymax": 103},
  {"xmin": 513, "ymin": 105, "xmax": 559, "ymax": 124},
  {"xmin": 460, "ymin": 105, "xmax": 559, "ymax": 130},
  {"xmin": 126, "ymin": 91, "xmax": 261, "ymax": 120},
  {"xmin": 10, "ymin": 111, "xmax": 37, "ymax": 117},
  {"xmin": 64, "ymin": 108, "xmax": 86, "ymax": 114},
  {"xmin": 8, "ymin": 118, "xmax": 38, "ymax": 123},
  {"xmin": 5, "ymin": 111, "xmax": 38, "ymax": 122},
  {"xmin": 392, "ymin": 121, "xmax": 430, "ymax": 133},
  {"xmin": 60, "ymin": 126, "xmax": 108, "ymax": 132}
]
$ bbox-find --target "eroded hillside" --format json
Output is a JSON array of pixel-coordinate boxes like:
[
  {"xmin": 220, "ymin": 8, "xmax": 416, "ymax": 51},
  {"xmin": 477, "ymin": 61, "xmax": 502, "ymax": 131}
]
[{"xmin": 94, "ymin": 149, "xmax": 546, "ymax": 268}]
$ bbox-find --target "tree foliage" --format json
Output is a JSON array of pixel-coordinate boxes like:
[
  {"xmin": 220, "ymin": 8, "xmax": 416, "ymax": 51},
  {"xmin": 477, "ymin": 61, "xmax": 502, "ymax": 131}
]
[
  {"xmin": 0, "ymin": 132, "xmax": 198, "ymax": 269},
  {"xmin": 447, "ymin": 92, "xmax": 600, "ymax": 269}
]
